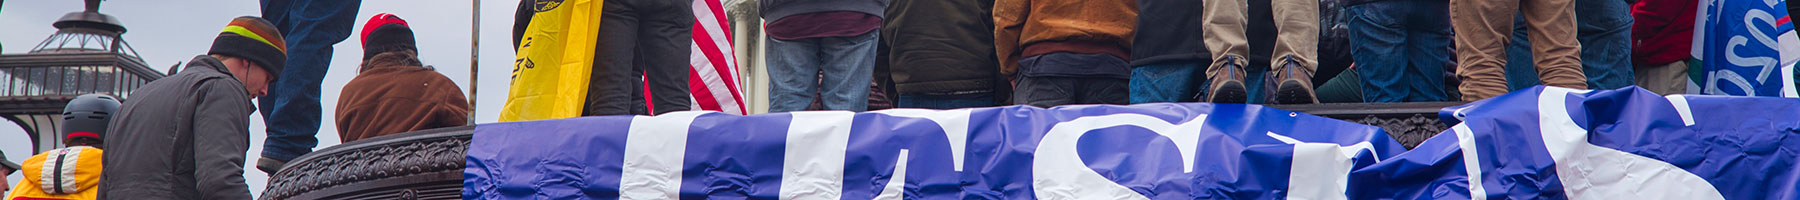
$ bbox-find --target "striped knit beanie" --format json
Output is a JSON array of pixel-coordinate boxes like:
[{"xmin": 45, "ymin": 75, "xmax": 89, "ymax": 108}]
[{"xmin": 208, "ymin": 16, "xmax": 287, "ymax": 76}]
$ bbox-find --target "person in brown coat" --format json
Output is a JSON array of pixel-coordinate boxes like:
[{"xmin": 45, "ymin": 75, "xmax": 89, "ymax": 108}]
[
  {"xmin": 993, "ymin": 0, "xmax": 1137, "ymax": 107},
  {"xmin": 335, "ymin": 13, "xmax": 470, "ymax": 142}
]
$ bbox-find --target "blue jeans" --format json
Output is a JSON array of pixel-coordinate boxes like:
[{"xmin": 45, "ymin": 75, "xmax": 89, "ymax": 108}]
[
  {"xmin": 1347, "ymin": 0, "xmax": 1452, "ymax": 102},
  {"xmin": 898, "ymin": 93, "xmax": 996, "ymax": 109},
  {"xmin": 1130, "ymin": 62, "xmax": 1205, "ymax": 103},
  {"xmin": 258, "ymin": 0, "xmax": 361, "ymax": 161},
  {"xmin": 1504, "ymin": 0, "xmax": 1633, "ymax": 90},
  {"xmin": 766, "ymin": 32, "xmax": 877, "ymax": 112}
]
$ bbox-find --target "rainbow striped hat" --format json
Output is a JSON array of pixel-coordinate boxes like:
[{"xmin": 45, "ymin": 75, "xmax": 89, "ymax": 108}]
[{"xmin": 208, "ymin": 16, "xmax": 287, "ymax": 77}]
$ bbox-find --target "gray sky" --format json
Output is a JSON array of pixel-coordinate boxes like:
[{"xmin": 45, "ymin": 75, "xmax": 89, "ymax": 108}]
[{"xmin": 1, "ymin": 0, "xmax": 522, "ymax": 197}]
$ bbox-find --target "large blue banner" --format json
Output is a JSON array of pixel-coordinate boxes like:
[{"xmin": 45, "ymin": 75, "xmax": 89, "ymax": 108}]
[
  {"xmin": 465, "ymin": 86, "xmax": 1800, "ymax": 199},
  {"xmin": 1694, "ymin": 0, "xmax": 1798, "ymax": 97}
]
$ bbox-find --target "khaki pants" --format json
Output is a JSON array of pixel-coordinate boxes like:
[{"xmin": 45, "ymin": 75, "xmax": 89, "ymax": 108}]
[
  {"xmin": 1635, "ymin": 61, "xmax": 1689, "ymax": 95},
  {"xmin": 1451, "ymin": 0, "xmax": 1586, "ymax": 101},
  {"xmin": 1203, "ymin": 0, "xmax": 1318, "ymax": 79}
]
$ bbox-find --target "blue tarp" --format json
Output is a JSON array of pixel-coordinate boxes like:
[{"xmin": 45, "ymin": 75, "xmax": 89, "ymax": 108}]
[{"xmin": 465, "ymin": 86, "xmax": 1800, "ymax": 199}]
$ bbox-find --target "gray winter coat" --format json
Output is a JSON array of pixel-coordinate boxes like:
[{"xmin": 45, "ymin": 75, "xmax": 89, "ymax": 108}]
[{"xmin": 99, "ymin": 55, "xmax": 254, "ymax": 200}]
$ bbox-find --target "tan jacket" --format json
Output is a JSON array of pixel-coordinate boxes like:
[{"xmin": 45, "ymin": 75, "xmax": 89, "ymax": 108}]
[
  {"xmin": 993, "ymin": 0, "xmax": 1137, "ymax": 76},
  {"xmin": 336, "ymin": 51, "xmax": 470, "ymax": 142}
]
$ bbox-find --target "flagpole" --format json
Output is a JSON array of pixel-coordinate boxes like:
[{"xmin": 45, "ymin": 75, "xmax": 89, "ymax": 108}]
[{"xmin": 470, "ymin": 0, "xmax": 480, "ymax": 125}]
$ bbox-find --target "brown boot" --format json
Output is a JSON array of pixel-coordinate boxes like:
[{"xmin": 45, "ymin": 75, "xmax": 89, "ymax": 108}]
[
  {"xmin": 1206, "ymin": 57, "xmax": 1249, "ymax": 103},
  {"xmin": 1271, "ymin": 56, "xmax": 1319, "ymax": 104}
]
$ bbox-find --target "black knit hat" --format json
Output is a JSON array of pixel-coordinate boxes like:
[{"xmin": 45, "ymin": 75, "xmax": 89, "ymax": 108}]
[
  {"xmin": 361, "ymin": 13, "xmax": 417, "ymax": 61},
  {"xmin": 208, "ymin": 16, "xmax": 287, "ymax": 77}
]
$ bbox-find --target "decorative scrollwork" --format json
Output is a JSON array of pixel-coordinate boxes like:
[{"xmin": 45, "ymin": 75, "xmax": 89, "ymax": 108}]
[
  {"xmin": 261, "ymin": 127, "xmax": 473, "ymax": 200},
  {"xmin": 1348, "ymin": 114, "xmax": 1447, "ymax": 149}
]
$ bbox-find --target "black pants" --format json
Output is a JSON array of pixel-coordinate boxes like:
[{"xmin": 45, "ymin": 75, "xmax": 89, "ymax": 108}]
[
  {"xmin": 585, "ymin": 0, "xmax": 694, "ymax": 116},
  {"xmin": 1011, "ymin": 53, "xmax": 1130, "ymax": 107}
]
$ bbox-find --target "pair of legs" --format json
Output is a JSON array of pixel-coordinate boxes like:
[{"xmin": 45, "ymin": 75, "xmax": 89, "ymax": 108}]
[
  {"xmin": 585, "ymin": 0, "xmax": 694, "ymax": 116},
  {"xmin": 766, "ymin": 32, "xmax": 878, "ymax": 112},
  {"xmin": 1502, "ymin": 0, "xmax": 1634, "ymax": 91},
  {"xmin": 1203, "ymin": 0, "xmax": 1319, "ymax": 104},
  {"xmin": 257, "ymin": 0, "xmax": 362, "ymax": 169},
  {"xmin": 1348, "ymin": 0, "xmax": 1453, "ymax": 102},
  {"xmin": 1452, "ymin": 0, "xmax": 1587, "ymax": 101},
  {"xmin": 1129, "ymin": 61, "xmax": 1207, "ymax": 103},
  {"xmin": 1012, "ymin": 53, "xmax": 1130, "ymax": 107}
]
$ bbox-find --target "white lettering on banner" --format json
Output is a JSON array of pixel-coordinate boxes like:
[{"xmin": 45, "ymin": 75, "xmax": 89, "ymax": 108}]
[
  {"xmin": 1452, "ymin": 124, "xmax": 1489, "ymax": 200},
  {"xmin": 870, "ymin": 109, "xmax": 972, "ymax": 171},
  {"xmin": 1665, "ymin": 95, "xmax": 1697, "ymax": 126},
  {"xmin": 1705, "ymin": 70, "xmax": 1758, "ymax": 96},
  {"xmin": 1032, "ymin": 114, "xmax": 1208, "ymax": 200},
  {"xmin": 621, "ymin": 112, "xmax": 707, "ymax": 200},
  {"xmin": 780, "ymin": 111, "xmax": 855, "ymax": 200},
  {"xmin": 1265, "ymin": 131, "xmax": 1372, "ymax": 200},
  {"xmin": 873, "ymin": 149, "xmax": 909, "ymax": 200},
  {"xmin": 1734, "ymin": 9, "xmax": 1781, "ymax": 83},
  {"xmin": 1288, "ymin": 143, "xmax": 1353, "ymax": 200},
  {"xmin": 1536, "ymin": 87, "xmax": 1724, "ymax": 199}
]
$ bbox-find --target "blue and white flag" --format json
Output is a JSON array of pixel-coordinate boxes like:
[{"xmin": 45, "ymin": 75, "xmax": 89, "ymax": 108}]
[
  {"xmin": 1355, "ymin": 86, "xmax": 1800, "ymax": 199},
  {"xmin": 1693, "ymin": 0, "xmax": 1800, "ymax": 97},
  {"xmin": 464, "ymin": 103, "xmax": 1405, "ymax": 199},
  {"xmin": 464, "ymin": 86, "xmax": 1800, "ymax": 199}
]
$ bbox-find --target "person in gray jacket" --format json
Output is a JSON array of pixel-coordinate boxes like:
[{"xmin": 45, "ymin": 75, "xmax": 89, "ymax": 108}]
[{"xmin": 98, "ymin": 16, "xmax": 286, "ymax": 200}]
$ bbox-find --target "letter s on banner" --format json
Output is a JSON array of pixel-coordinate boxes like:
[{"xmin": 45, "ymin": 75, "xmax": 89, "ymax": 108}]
[{"xmin": 1031, "ymin": 114, "xmax": 1208, "ymax": 200}]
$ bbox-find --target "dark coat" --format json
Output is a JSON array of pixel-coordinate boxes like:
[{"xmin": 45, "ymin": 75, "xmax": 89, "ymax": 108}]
[
  {"xmin": 881, "ymin": 0, "xmax": 1006, "ymax": 95},
  {"xmin": 1129, "ymin": 0, "xmax": 1209, "ymax": 67},
  {"xmin": 99, "ymin": 55, "xmax": 254, "ymax": 200}
]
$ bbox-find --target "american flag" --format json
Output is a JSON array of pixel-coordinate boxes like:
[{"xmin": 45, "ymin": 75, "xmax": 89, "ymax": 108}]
[{"xmin": 677, "ymin": 0, "xmax": 747, "ymax": 114}]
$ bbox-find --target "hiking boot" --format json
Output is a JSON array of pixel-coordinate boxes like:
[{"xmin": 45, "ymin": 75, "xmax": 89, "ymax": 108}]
[
  {"xmin": 1270, "ymin": 56, "xmax": 1319, "ymax": 104},
  {"xmin": 257, "ymin": 157, "xmax": 288, "ymax": 174},
  {"xmin": 1206, "ymin": 58, "xmax": 1249, "ymax": 103}
]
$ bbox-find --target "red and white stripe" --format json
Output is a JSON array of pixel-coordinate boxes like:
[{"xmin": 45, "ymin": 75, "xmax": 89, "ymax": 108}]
[
  {"xmin": 636, "ymin": 0, "xmax": 745, "ymax": 115},
  {"xmin": 686, "ymin": 0, "xmax": 746, "ymax": 114}
]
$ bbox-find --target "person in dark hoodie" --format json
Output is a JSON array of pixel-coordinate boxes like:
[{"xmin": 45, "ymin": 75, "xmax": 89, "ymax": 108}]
[
  {"xmin": 335, "ymin": 13, "xmax": 470, "ymax": 142},
  {"xmin": 1129, "ymin": 0, "xmax": 1210, "ymax": 103},
  {"xmin": 98, "ymin": 16, "xmax": 285, "ymax": 200},
  {"xmin": 762, "ymin": 0, "xmax": 889, "ymax": 112},
  {"xmin": 882, "ymin": 0, "xmax": 1008, "ymax": 109},
  {"xmin": 995, "ymin": 0, "xmax": 1137, "ymax": 107}
]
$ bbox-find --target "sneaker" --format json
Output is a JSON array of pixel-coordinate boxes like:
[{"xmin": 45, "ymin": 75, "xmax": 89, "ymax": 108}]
[
  {"xmin": 257, "ymin": 157, "xmax": 288, "ymax": 175},
  {"xmin": 1270, "ymin": 56, "xmax": 1319, "ymax": 104},
  {"xmin": 1206, "ymin": 58, "xmax": 1249, "ymax": 103}
]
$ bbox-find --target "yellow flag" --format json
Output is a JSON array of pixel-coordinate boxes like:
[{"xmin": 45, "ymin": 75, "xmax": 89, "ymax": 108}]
[{"xmin": 500, "ymin": 0, "xmax": 604, "ymax": 121}]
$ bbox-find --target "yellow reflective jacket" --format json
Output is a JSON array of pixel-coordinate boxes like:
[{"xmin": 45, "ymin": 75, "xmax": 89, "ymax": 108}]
[{"xmin": 6, "ymin": 146, "xmax": 102, "ymax": 200}]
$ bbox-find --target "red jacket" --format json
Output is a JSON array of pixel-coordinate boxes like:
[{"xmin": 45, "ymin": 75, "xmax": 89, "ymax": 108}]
[{"xmin": 1631, "ymin": 0, "xmax": 1696, "ymax": 66}]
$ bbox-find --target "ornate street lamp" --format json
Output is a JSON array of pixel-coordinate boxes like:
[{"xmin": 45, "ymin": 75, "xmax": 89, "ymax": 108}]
[{"xmin": 0, "ymin": 0, "xmax": 165, "ymax": 153}]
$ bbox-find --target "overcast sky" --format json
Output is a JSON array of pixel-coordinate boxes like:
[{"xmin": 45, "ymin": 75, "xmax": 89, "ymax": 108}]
[{"xmin": 1, "ymin": 0, "xmax": 524, "ymax": 197}]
